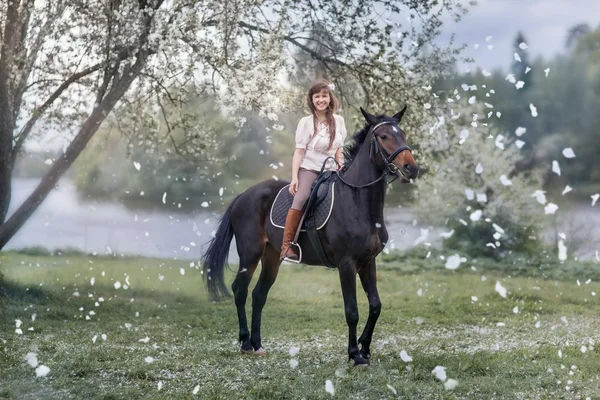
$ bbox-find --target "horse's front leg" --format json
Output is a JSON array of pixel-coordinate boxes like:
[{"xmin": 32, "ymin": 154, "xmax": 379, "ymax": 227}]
[
  {"xmin": 338, "ymin": 259, "xmax": 369, "ymax": 366},
  {"xmin": 358, "ymin": 259, "xmax": 381, "ymax": 360}
]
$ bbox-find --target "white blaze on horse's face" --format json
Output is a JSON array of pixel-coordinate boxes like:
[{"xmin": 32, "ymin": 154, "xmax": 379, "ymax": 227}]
[{"xmin": 312, "ymin": 89, "xmax": 331, "ymax": 111}]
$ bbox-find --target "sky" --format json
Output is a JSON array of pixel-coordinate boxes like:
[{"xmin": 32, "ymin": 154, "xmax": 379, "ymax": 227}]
[{"xmin": 436, "ymin": 0, "xmax": 600, "ymax": 71}]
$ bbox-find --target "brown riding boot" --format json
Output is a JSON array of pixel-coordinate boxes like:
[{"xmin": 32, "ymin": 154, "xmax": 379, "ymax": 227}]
[{"xmin": 280, "ymin": 208, "xmax": 303, "ymax": 261}]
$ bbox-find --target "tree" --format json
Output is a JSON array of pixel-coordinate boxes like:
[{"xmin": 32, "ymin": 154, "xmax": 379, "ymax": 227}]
[{"xmin": 0, "ymin": 0, "xmax": 466, "ymax": 250}]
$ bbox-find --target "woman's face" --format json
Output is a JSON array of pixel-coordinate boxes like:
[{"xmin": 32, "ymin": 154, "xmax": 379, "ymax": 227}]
[{"xmin": 312, "ymin": 89, "xmax": 330, "ymax": 112}]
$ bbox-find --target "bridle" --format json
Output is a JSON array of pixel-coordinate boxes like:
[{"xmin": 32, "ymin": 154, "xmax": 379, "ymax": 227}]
[{"xmin": 335, "ymin": 121, "xmax": 412, "ymax": 189}]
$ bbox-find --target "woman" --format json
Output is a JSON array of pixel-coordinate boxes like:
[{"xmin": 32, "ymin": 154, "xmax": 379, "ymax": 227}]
[{"xmin": 281, "ymin": 80, "xmax": 347, "ymax": 262}]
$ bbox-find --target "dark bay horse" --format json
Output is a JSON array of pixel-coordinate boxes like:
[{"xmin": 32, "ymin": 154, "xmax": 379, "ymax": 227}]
[{"xmin": 202, "ymin": 107, "xmax": 418, "ymax": 366}]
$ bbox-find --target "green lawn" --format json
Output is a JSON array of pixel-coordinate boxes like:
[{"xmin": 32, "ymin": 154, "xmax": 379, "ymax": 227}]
[{"xmin": 1, "ymin": 251, "xmax": 599, "ymax": 399}]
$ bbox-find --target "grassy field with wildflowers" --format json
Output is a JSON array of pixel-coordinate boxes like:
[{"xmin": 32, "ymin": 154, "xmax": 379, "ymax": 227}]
[{"xmin": 1, "ymin": 250, "xmax": 599, "ymax": 399}]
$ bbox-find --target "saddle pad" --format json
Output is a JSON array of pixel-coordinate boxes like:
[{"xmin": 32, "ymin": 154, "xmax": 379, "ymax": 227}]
[{"xmin": 270, "ymin": 182, "xmax": 335, "ymax": 231}]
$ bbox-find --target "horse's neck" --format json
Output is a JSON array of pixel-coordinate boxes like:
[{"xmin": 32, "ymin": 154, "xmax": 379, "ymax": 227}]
[{"xmin": 341, "ymin": 135, "xmax": 387, "ymax": 220}]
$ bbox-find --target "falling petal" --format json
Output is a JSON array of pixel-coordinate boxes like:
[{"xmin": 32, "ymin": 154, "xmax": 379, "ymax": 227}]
[
  {"xmin": 515, "ymin": 127, "xmax": 527, "ymax": 136},
  {"xmin": 590, "ymin": 194, "xmax": 599, "ymax": 206},
  {"xmin": 562, "ymin": 185, "xmax": 572, "ymax": 195},
  {"xmin": 519, "ymin": 42, "xmax": 528, "ymax": 49},
  {"xmin": 531, "ymin": 190, "xmax": 547, "ymax": 205},
  {"xmin": 544, "ymin": 68, "xmax": 550, "ymax": 77},
  {"xmin": 552, "ymin": 161, "xmax": 561, "ymax": 176},
  {"xmin": 514, "ymin": 52, "xmax": 521, "ymax": 62},
  {"xmin": 475, "ymin": 163, "xmax": 483, "ymax": 174},
  {"xmin": 529, "ymin": 104, "xmax": 538, "ymax": 117},
  {"xmin": 500, "ymin": 175, "xmax": 512, "ymax": 186},
  {"xmin": 558, "ymin": 240, "xmax": 567, "ymax": 261},
  {"xmin": 562, "ymin": 148, "xmax": 576, "ymax": 158},
  {"xmin": 544, "ymin": 203, "xmax": 559, "ymax": 215},
  {"xmin": 133, "ymin": 161, "xmax": 141, "ymax": 171},
  {"xmin": 469, "ymin": 210, "xmax": 482, "ymax": 222}
]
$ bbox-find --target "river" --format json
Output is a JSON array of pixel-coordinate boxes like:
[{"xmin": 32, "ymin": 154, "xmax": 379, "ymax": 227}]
[
  {"xmin": 5, "ymin": 178, "xmax": 443, "ymax": 263},
  {"xmin": 4, "ymin": 178, "xmax": 598, "ymax": 262}
]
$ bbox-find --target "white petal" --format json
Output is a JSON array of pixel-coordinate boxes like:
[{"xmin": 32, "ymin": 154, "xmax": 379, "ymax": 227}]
[
  {"xmin": 562, "ymin": 185, "xmax": 573, "ymax": 195},
  {"xmin": 325, "ymin": 380, "xmax": 335, "ymax": 395},
  {"xmin": 470, "ymin": 210, "xmax": 482, "ymax": 222},
  {"xmin": 495, "ymin": 281, "xmax": 507, "ymax": 298},
  {"xmin": 562, "ymin": 148, "xmax": 576, "ymax": 158},
  {"xmin": 558, "ymin": 240, "xmax": 567, "ymax": 261},
  {"xmin": 552, "ymin": 161, "xmax": 561, "ymax": 176},
  {"xmin": 475, "ymin": 163, "xmax": 483, "ymax": 174},
  {"xmin": 400, "ymin": 350, "xmax": 413, "ymax": 362},
  {"xmin": 529, "ymin": 104, "xmax": 538, "ymax": 117},
  {"xmin": 465, "ymin": 188, "xmax": 474, "ymax": 200},
  {"xmin": 591, "ymin": 194, "xmax": 599, "ymax": 206},
  {"xmin": 432, "ymin": 366, "xmax": 447, "ymax": 381},
  {"xmin": 444, "ymin": 379, "xmax": 458, "ymax": 390},
  {"xmin": 515, "ymin": 127, "xmax": 527, "ymax": 136},
  {"xmin": 26, "ymin": 352, "xmax": 38, "ymax": 368},
  {"xmin": 35, "ymin": 365, "xmax": 50, "ymax": 377},
  {"xmin": 544, "ymin": 203, "xmax": 559, "ymax": 215},
  {"xmin": 531, "ymin": 190, "xmax": 547, "ymax": 205},
  {"xmin": 500, "ymin": 175, "xmax": 512, "ymax": 186}
]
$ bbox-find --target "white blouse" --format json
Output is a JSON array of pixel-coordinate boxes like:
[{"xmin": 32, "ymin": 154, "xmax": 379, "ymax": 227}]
[{"xmin": 295, "ymin": 114, "xmax": 347, "ymax": 172}]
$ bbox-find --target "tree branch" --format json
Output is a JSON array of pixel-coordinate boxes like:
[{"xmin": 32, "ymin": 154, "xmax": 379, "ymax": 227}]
[
  {"xmin": 11, "ymin": 62, "xmax": 104, "ymax": 166},
  {"xmin": 237, "ymin": 21, "xmax": 348, "ymax": 67}
]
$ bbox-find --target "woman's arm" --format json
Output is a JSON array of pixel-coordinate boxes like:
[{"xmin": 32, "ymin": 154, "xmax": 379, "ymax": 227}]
[
  {"xmin": 290, "ymin": 148, "xmax": 305, "ymax": 194},
  {"xmin": 335, "ymin": 148, "xmax": 344, "ymax": 169}
]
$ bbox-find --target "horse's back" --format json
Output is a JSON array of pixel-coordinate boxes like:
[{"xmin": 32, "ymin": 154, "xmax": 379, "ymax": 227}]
[{"xmin": 230, "ymin": 179, "xmax": 288, "ymax": 228}]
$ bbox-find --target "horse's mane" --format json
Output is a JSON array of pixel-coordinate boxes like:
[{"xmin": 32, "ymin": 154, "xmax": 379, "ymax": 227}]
[{"xmin": 342, "ymin": 114, "xmax": 396, "ymax": 171}]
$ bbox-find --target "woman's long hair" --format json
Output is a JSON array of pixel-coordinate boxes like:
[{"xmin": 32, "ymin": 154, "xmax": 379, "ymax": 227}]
[{"xmin": 306, "ymin": 80, "xmax": 339, "ymax": 150}]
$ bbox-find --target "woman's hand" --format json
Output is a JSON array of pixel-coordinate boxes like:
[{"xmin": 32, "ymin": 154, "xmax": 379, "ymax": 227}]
[{"xmin": 289, "ymin": 176, "xmax": 299, "ymax": 195}]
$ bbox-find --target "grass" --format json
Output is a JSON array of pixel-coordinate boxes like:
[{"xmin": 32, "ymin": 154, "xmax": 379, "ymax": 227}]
[{"xmin": 1, "ymin": 251, "xmax": 600, "ymax": 399}]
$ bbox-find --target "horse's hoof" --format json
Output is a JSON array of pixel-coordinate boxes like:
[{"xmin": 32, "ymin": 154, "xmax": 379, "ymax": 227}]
[
  {"xmin": 240, "ymin": 347, "xmax": 254, "ymax": 355},
  {"xmin": 254, "ymin": 347, "xmax": 267, "ymax": 356},
  {"xmin": 353, "ymin": 356, "xmax": 370, "ymax": 367}
]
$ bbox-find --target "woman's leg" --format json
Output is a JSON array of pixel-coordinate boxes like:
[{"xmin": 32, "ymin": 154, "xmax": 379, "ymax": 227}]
[
  {"xmin": 291, "ymin": 169, "xmax": 318, "ymax": 210},
  {"xmin": 281, "ymin": 169, "xmax": 318, "ymax": 261}
]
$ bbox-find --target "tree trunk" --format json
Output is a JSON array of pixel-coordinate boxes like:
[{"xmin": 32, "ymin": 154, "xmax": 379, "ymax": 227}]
[
  {"xmin": 0, "ymin": 117, "xmax": 13, "ymax": 226},
  {"xmin": 0, "ymin": 68, "xmax": 143, "ymax": 250}
]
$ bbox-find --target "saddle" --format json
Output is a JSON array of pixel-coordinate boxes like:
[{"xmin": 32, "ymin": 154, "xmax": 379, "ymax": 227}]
[
  {"xmin": 269, "ymin": 172, "xmax": 336, "ymax": 232},
  {"xmin": 269, "ymin": 169, "xmax": 338, "ymax": 268}
]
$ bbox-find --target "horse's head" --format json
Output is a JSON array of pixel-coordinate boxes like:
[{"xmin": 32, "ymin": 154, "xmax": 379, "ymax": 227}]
[{"xmin": 360, "ymin": 106, "xmax": 419, "ymax": 182}]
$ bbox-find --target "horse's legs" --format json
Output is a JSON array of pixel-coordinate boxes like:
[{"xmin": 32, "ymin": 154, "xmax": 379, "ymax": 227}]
[
  {"xmin": 250, "ymin": 243, "xmax": 282, "ymax": 352},
  {"xmin": 231, "ymin": 248, "xmax": 263, "ymax": 353},
  {"xmin": 357, "ymin": 260, "xmax": 381, "ymax": 360},
  {"xmin": 338, "ymin": 259, "xmax": 368, "ymax": 366}
]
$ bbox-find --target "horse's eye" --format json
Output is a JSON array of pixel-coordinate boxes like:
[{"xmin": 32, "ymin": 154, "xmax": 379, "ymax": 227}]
[{"xmin": 380, "ymin": 135, "xmax": 387, "ymax": 140}]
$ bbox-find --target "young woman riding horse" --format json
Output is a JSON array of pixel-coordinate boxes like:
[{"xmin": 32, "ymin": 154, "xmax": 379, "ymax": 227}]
[
  {"xmin": 282, "ymin": 80, "xmax": 347, "ymax": 262},
  {"xmin": 202, "ymin": 96, "xmax": 419, "ymax": 365}
]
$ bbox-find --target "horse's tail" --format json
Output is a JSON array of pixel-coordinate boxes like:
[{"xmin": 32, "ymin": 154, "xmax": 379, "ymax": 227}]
[{"xmin": 201, "ymin": 195, "xmax": 239, "ymax": 301}]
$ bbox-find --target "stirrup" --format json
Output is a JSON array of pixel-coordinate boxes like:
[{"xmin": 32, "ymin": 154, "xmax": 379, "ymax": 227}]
[{"xmin": 283, "ymin": 242, "xmax": 302, "ymax": 264}]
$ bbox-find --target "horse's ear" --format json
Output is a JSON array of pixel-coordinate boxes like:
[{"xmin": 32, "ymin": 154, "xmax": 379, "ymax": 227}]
[
  {"xmin": 393, "ymin": 105, "xmax": 408, "ymax": 122},
  {"xmin": 360, "ymin": 107, "xmax": 378, "ymax": 125}
]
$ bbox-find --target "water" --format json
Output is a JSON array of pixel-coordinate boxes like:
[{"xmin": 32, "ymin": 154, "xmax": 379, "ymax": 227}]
[{"xmin": 5, "ymin": 178, "xmax": 598, "ymax": 262}]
